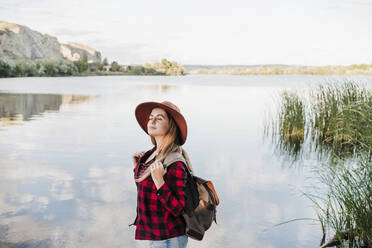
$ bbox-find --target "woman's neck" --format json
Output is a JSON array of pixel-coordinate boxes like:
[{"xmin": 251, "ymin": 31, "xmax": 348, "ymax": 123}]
[{"xmin": 154, "ymin": 136, "xmax": 165, "ymax": 155}]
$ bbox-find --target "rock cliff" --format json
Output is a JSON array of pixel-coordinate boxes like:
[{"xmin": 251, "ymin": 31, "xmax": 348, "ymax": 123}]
[{"xmin": 0, "ymin": 20, "xmax": 101, "ymax": 65}]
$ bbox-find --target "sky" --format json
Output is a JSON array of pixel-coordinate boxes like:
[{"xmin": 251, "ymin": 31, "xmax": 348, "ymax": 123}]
[{"xmin": 0, "ymin": 0, "xmax": 371, "ymax": 66}]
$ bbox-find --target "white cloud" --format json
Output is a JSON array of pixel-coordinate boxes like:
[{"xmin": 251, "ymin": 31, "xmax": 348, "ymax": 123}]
[{"xmin": 0, "ymin": 0, "xmax": 371, "ymax": 65}]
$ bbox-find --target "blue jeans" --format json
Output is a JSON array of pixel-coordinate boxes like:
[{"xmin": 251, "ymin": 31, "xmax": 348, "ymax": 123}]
[{"xmin": 149, "ymin": 235, "xmax": 188, "ymax": 248}]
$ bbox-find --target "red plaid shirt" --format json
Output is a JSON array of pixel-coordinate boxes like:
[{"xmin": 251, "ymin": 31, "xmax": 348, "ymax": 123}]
[{"xmin": 129, "ymin": 145, "xmax": 187, "ymax": 240}]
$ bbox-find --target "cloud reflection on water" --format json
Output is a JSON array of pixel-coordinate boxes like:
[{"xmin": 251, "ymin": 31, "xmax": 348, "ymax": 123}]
[{"xmin": 0, "ymin": 76, "xmax": 333, "ymax": 247}]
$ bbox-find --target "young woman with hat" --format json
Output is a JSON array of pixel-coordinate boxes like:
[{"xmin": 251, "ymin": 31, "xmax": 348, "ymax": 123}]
[{"xmin": 129, "ymin": 101, "xmax": 194, "ymax": 248}]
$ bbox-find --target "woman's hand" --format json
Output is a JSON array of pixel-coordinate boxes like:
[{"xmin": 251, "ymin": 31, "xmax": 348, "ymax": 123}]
[
  {"xmin": 132, "ymin": 151, "xmax": 145, "ymax": 168},
  {"xmin": 150, "ymin": 161, "xmax": 165, "ymax": 190}
]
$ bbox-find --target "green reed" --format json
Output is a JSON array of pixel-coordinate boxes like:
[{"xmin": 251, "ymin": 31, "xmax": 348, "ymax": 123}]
[
  {"xmin": 264, "ymin": 80, "xmax": 372, "ymax": 247},
  {"xmin": 264, "ymin": 90, "xmax": 306, "ymax": 162},
  {"xmin": 309, "ymin": 81, "xmax": 372, "ymax": 162},
  {"xmin": 308, "ymin": 156, "xmax": 372, "ymax": 247},
  {"xmin": 265, "ymin": 80, "xmax": 372, "ymax": 163}
]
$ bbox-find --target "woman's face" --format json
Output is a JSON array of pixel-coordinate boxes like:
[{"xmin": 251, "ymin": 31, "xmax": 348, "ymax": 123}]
[{"xmin": 147, "ymin": 107, "xmax": 169, "ymax": 137}]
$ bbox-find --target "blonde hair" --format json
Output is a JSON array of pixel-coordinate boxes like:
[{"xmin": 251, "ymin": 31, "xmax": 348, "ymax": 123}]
[{"xmin": 135, "ymin": 110, "xmax": 193, "ymax": 183}]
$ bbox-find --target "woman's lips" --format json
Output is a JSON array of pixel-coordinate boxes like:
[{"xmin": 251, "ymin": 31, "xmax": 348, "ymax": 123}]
[{"xmin": 149, "ymin": 126, "xmax": 156, "ymax": 129}]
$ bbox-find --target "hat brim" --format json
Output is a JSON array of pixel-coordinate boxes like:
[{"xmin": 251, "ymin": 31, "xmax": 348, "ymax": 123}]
[{"xmin": 135, "ymin": 101, "xmax": 187, "ymax": 145}]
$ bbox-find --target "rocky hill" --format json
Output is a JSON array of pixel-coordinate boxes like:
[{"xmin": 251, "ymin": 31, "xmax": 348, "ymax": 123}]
[
  {"xmin": 61, "ymin": 42, "xmax": 101, "ymax": 63},
  {"xmin": 0, "ymin": 20, "xmax": 101, "ymax": 65}
]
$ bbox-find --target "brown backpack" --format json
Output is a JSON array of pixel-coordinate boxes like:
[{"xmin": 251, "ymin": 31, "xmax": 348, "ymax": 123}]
[{"xmin": 164, "ymin": 151, "xmax": 220, "ymax": 241}]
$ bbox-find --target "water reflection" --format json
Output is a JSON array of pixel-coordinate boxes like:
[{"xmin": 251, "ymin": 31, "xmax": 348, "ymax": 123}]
[
  {"xmin": 2, "ymin": 76, "xmax": 369, "ymax": 247},
  {"xmin": 0, "ymin": 93, "xmax": 95, "ymax": 130}
]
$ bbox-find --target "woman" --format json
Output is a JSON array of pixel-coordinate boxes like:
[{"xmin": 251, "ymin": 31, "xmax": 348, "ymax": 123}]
[{"xmin": 129, "ymin": 101, "xmax": 194, "ymax": 248}]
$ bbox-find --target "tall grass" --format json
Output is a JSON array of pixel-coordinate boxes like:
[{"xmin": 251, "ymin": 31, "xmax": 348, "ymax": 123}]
[
  {"xmin": 265, "ymin": 80, "xmax": 372, "ymax": 162},
  {"xmin": 308, "ymin": 155, "xmax": 372, "ymax": 247},
  {"xmin": 264, "ymin": 90, "xmax": 306, "ymax": 162},
  {"xmin": 264, "ymin": 80, "xmax": 372, "ymax": 247},
  {"xmin": 309, "ymin": 81, "xmax": 372, "ymax": 162}
]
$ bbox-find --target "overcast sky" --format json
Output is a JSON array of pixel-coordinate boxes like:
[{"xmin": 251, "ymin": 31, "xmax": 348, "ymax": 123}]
[{"xmin": 1, "ymin": 0, "xmax": 371, "ymax": 66}]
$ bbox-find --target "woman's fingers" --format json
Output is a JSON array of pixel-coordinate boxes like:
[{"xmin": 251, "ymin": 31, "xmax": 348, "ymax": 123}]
[
  {"xmin": 133, "ymin": 151, "xmax": 145, "ymax": 160},
  {"xmin": 150, "ymin": 161, "xmax": 158, "ymax": 170},
  {"xmin": 133, "ymin": 151, "xmax": 144, "ymax": 167},
  {"xmin": 150, "ymin": 162, "xmax": 156, "ymax": 170},
  {"xmin": 150, "ymin": 162, "xmax": 162, "ymax": 171}
]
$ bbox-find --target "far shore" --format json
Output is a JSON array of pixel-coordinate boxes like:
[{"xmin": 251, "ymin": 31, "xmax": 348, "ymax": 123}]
[
  {"xmin": 184, "ymin": 64, "xmax": 372, "ymax": 76},
  {"xmin": 2, "ymin": 60, "xmax": 372, "ymax": 78}
]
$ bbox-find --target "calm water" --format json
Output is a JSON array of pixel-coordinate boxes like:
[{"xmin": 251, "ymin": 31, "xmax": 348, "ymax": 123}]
[{"xmin": 0, "ymin": 75, "xmax": 371, "ymax": 248}]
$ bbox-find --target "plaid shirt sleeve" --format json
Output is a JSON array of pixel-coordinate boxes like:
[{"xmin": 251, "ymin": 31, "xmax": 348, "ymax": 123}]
[{"xmin": 155, "ymin": 161, "xmax": 187, "ymax": 217}]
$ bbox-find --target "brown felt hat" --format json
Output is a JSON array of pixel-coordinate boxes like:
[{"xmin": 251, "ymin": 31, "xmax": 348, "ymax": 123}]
[{"xmin": 135, "ymin": 101, "xmax": 187, "ymax": 145}]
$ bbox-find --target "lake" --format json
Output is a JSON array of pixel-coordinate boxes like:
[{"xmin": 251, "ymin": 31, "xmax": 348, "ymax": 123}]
[{"xmin": 1, "ymin": 75, "xmax": 371, "ymax": 248}]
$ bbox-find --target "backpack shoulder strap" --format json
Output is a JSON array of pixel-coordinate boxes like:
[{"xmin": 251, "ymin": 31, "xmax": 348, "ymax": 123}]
[
  {"xmin": 163, "ymin": 150, "xmax": 186, "ymax": 168},
  {"xmin": 163, "ymin": 148, "xmax": 194, "ymax": 177}
]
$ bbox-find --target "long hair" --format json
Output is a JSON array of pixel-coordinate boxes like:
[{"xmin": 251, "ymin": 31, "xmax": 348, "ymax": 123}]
[{"xmin": 135, "ymin": 110, "xmax": 193, "ymax": 183}]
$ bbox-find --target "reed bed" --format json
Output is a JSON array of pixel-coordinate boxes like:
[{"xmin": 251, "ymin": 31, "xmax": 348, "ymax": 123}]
[
  {"xmin": 309, "ymin": 81, "xmax": 372, "ymax": 162},
  {"xmin": 264, "ymin": 90, "xmax": 306, "ymax": 161},
  {"xmin": 264, "ymin": 80, "xmax": 372, "ymax": 247}
]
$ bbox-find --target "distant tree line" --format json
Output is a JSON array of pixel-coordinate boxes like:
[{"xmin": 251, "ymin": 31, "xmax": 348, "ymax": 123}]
[
  {"xmin": 144, "ymin": 58, "xmax": 185, "ymax": 76},
  {"xmin": 0, "ymin": 55, "xmax": 91, "ymax": 77},
  {"xmin": 74, "ymin": 54, "xmax": 167, "ymax": 75},
  {"xmin": 187, "ymin": 64, "xmax": 372, "ymax": 76},
  {"xmin": 0, "ymin": 59, "xmax": 78, "ymax": 77},
  {"xmin": 0, "ymin": 54, "xmax": 184, "ymax": 78}
]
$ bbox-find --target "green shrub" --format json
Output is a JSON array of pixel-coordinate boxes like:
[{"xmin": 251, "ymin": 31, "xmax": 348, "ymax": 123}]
[
  {"xmin": 0, "ymin": 60, "xmax": 13, "ymax": 77},
  {"xmin": 73, "ymin": 60, "xmax": 88, "ymax": 73},
  {"xmin": 110, "ymin": 61, "xmax": 121, "ymax": 72}
]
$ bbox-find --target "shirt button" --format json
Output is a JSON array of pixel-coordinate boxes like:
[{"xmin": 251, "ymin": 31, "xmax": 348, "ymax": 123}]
[{"xmin": 157, "ymin": 192, "xmax": 160, "ymax": 196}]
